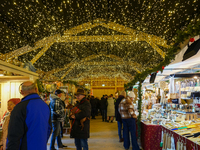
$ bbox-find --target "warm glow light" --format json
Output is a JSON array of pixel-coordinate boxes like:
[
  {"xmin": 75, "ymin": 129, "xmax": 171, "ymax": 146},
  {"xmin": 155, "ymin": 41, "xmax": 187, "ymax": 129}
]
[
  {"xmin": 194, "ymin": 76, "xmax": 198, "ymax": 79},
  {"xmin": 0, "ymin": 0, "xmax": 199, "ymax": 81}
]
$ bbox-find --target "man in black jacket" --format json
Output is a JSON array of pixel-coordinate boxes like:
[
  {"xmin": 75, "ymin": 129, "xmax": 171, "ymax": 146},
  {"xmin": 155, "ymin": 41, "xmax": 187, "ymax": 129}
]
[
  {"xmin": 90, "ymin": 96, "xmax": 97, "ymax": 119},
  {"xmin": 70, "ymin": 88, "xmax": 91, "ymax": 150},
  {"xmin": 100, "ymin": 95, "xmax": 108, "ymax": 122}
]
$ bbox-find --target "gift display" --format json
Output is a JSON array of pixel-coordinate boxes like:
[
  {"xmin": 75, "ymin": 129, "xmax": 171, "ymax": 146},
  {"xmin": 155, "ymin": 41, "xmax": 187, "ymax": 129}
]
[{"xmin": 140, "ymin": 76, "xmax": 200, "ymax": 149}]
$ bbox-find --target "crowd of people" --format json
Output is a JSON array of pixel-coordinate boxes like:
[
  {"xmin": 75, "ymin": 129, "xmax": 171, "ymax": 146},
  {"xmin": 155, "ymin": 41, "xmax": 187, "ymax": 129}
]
[
  {"xmin": 0, "ymin": 81, "xmax": 140, "ymax": 150},
  {"xmin": 86, "ymin": 94, "xmax": 116, "ymax": 122},
  {"xmin": 87, "ymin": 92, "xmax": 140, "ymax": 150}
]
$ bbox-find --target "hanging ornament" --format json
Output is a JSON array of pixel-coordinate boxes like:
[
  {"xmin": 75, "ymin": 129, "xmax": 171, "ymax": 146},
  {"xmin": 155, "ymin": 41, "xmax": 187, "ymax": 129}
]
[
  {"xmin": 157, "ymin": 71, "xmax": 159, "ymax": 73},
  {"xmin": 190, "ymin": 38, "xmax": 195, "ymax": 42},
  {"xmin": 162, "ymin": 66, "xmax": 165, "ymax": 70}
]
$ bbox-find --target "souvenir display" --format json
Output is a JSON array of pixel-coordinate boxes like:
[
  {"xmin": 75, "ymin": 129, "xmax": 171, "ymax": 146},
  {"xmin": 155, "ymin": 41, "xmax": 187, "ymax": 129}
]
[{"xmin": 141, "ymin": 77, "xmax": 200, "ymax": 149}]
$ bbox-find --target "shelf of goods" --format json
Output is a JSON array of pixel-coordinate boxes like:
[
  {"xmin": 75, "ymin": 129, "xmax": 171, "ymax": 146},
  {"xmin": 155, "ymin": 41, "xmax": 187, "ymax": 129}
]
[
  {"xmin": 141, "ymin": 102, "xmax": 200, "ymax": 150},
  {"xmin": 141, "ymin": 121, "xmax": 200, "ymax": 150}
]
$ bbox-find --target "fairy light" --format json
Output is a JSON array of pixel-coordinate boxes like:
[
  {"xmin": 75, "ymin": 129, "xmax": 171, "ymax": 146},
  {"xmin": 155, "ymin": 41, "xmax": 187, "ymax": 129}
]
[{"xmin": 0, "ymin": 0, "xmax": 199, "ymax": 80}]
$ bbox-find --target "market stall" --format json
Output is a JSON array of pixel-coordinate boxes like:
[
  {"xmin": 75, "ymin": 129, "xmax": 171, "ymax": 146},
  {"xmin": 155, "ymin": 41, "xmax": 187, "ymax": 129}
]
[
  {"xmin": 0, "ymin": 60, "xmax": 39, "ymax": 119},
  {"xmin": 140, "ymin": 73, "xmax": 200, "ymax": 150}
]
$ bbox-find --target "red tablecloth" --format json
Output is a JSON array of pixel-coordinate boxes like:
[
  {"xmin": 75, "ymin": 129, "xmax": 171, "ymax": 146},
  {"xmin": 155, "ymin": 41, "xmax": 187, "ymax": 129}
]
[
  {"xmin": 141, "ymin": 122, "xmax": 162, "ymax": 150},
  {"xmin": 141, "ymin": 122, "xmax": 200, "ymax": 150},
  {"xmin": 161, "ymin": 126, "xmax": 200, "ymax": 150}
]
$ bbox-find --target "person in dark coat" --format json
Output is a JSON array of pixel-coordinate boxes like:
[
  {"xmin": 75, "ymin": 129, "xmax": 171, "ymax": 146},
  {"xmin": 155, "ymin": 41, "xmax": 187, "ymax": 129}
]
[
  {"xmin": 95, "ymin": 97, "xmax": 100, "ymax": 116},
  {"xmin": 100, "ymin": 95, "xmax": 108, "ymax": 122},
  {"xmin": 60, "ymin": 92, "xmax": 66, "ymax": 138},
  {"xmin": 70, "ymin": 88, "xmax": 91, "ymax": 150},
  {"xmin": 90, "ymin": 96, "xmax": 97, "ymax": 119},
  {"xmin": 115, "ymin": 91, "xmax": 126, "ymax": 142}
]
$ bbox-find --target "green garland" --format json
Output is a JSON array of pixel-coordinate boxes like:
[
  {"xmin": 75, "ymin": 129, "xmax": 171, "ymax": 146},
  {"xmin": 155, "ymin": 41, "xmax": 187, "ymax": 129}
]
[
  {"xmin": 62, "ymin": 80, "xmax": 88, "ymax": 90},
  {"xmin": 125, "ymin": 19, "xmax": 200, "ymax": 89},
  {"xmin": 137, "ymin": 80, "xmax": 142, "ymax": 139},
  {"xmin": 63, "ymin": 80, "xmax": 79, "ymax": 86},
  {"xmin": 125, "ymin": 19, "xmax": 200, "ymax": 139},
  {"xmin": 36, "ymin": 79, "xmax": 45, "ymax": 93}
]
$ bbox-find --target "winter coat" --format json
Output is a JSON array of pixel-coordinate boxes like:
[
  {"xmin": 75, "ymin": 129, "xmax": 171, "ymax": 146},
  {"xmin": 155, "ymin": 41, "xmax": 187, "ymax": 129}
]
[
  {"xmin": 49, "ymin": 94, "xmax": 65, "ymax": 122},
  {"xmin": 0, "ymin": 114, "xmax": 10, "ymax": 150},
  {"xmin": 7, "ymin": 93, "xmax": 51, "ymax": 150},
  {"xmin": 100, "ymin": 97, "xmax": 107, "ymax": 110},
  {"xmin": 70, "ymin": 97, "xmax": 91, "ymax": 139},
  {"xmin": 90, "ymin": 98, "xmax": 97, "ymax": 108},
  {"xmin": 119, "ymin": 96, "xmax": 137, "ymax": 119},
  {"xmin": 107, "ymin": 97, "xmax": 115, "ymax": 116},
  {"xmin": 115, "ymin": 95, "xmax": 125, "ymax": 122}
]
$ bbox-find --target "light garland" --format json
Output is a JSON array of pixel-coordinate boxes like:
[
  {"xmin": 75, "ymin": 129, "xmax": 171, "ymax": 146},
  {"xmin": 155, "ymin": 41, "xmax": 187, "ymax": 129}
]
[{"xmin": 0, "ymin": 0, "xmax": 199, "ymax": 81}]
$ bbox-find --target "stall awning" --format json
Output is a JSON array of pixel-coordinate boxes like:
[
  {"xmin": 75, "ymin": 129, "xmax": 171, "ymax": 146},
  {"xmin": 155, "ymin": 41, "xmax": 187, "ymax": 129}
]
[
  {"xmin": 144, "ymin": 35, "xmax": 200, "ymax": 84},
  {"xmin": 0, "ymin": 60, "xmax": 39, "ymax": 80}
]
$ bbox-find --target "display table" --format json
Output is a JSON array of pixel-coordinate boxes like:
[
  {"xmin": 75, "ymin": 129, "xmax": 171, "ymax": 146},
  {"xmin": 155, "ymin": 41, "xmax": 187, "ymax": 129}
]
[
  {"xmin": 141, "ymin": 122, "xmax": 162, "ymax": 150},
  {"xmin": 141, "ymin": 122, "xmax": 200, "ymax": 150},
  {"xmin": 161, "ymin": 126, "xmax": 200, "ymax": 150}
]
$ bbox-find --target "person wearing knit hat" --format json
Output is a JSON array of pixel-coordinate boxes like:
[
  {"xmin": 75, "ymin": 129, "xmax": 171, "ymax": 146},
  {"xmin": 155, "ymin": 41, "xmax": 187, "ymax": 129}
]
[
  {"xmin": 0, "ymin": 98, "xmax": 20, "ymax": 150},
  {"xmin": 119, "ymin": 91, "xmax": 140, "ymax": 150},
  {"xmin": 128, "ymin": 91, "xmax": 135, "ymax": 98}
]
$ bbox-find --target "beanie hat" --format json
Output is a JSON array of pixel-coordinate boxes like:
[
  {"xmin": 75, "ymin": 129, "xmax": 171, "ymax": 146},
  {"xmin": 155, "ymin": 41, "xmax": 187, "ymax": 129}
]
[
  {"xmin": 128, "ymin": 91, "xmax": 135, "ymax": 98},
  {"xmin": 8, "ymin": 98, "xmax": 21, "ymax": 105},
  {"xmin": 55, "ymin": 89, "xmax": 63, "ymax": 95}
]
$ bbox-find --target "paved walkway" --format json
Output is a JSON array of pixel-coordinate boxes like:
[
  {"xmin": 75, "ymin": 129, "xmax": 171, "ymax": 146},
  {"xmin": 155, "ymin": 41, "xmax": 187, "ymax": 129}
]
[{"xmin": 47, "ymin": 116, "xmax": 126, "ymax": 150}]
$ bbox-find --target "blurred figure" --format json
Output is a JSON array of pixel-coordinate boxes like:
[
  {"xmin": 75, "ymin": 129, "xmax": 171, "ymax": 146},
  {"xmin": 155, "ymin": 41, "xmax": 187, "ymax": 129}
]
[
  {"xmin": 0, "ymin": 98, "xmax": 20, "ymax": 150},
  {"xmin": 60, "ymin": 92, "xmax": 67, "ymax": 138},
  {"xmin": 115, "ymin": 92, "xmax": 119, "ymax": 100},
  {"xmin": 115, "ymin": 91, "xmax": 126, "ymax": 142},
  {"xmin": 107, "ymin": 94, "xmax": 115, "ymax": 123},
  {"xmin": 87, "ymin": 95, "xmax": 91, "ymax": 101},
  {"xmin": 100, "ymin": 95, "xmax": 108, "ymax": 122},
  {"xmin": 119, "ymin": 91, "xmax": 140, "ymax": 150},
  {"xmin": 95, "ymin": 97, "xmax": 100, "ymax": 116},
  {"xmin": 90, "ymin": 96, "xmax": 97, "ymax": 119},
  {"xmin": 114, "ymin": 92, "xmax": 118, "ymax": 105}
]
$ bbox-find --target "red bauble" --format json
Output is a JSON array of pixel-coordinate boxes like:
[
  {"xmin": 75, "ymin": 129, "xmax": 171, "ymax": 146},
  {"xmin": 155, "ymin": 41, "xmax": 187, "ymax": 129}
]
[
  {"xmin": 157, "ymin": 71, "xmax": 159, "ymax": 73},
  {"xmin": 190, "ymin": 38, "xmax": 195, "ymax": 42},
  {"xmin": 162, "ymin": 66, "xmax": 165, "ymax": 70}
]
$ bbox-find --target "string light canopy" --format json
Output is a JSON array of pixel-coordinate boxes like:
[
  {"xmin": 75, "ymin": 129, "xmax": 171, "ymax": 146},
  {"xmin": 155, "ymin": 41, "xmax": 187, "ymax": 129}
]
[{"xmin": 0, "ymin": 0, "xmax": 200, "ymax": 81}]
